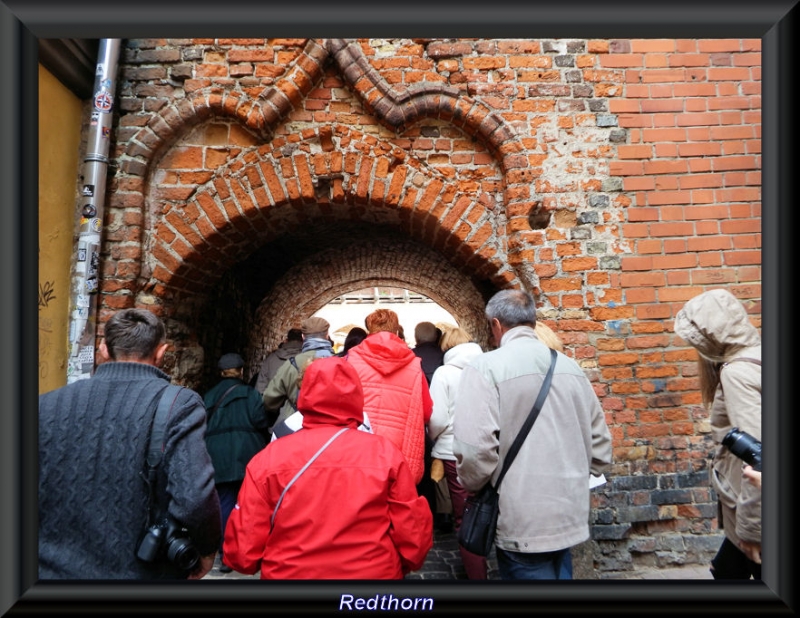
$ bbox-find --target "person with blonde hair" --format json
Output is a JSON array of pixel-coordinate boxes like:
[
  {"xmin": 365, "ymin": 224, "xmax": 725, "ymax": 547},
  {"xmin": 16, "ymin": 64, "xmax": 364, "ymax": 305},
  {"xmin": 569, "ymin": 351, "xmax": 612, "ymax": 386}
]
[
  {"xmin": 428, "ymin": 326, "xmax": 486, "ymax": 578},
  {"xmin": 346, "ymin": 308, "xmax": 433, "ymax": 484},
  {"xmin": 534, "ymin": 322, "xmax": 563, "ymax": 352},
  {"xmin": 674, "ymin": 288, "xmax": 761, "ymax": 580}
]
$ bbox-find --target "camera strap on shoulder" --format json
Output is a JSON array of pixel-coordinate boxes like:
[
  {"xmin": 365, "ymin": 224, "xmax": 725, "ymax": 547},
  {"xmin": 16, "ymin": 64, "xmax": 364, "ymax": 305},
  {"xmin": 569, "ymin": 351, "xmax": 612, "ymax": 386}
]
[
  {"xmin": 719, "ymin": 357, "xmax": 761, "ymax": 397},
  {"xmin": 142, "ymin": 384, "xmax": 183, "ymax": 524},
  {"xmin": 494, "ymin": 348, "xmax": 557, "ymax": 491},
  {"xmin": 146, "ymin": 384, "xmax": 184, "ymax": 470},
  {"xmin": 723, "ymin": 357, "xmax": 761, "ymax": 367}
]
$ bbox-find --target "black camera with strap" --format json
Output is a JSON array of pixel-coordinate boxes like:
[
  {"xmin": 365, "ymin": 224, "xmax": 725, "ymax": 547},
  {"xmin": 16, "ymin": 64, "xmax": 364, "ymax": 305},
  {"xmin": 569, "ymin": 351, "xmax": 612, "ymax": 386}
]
[{"xmin": 135, "ymin": 384, "xmax": 200, "ymax": 572}]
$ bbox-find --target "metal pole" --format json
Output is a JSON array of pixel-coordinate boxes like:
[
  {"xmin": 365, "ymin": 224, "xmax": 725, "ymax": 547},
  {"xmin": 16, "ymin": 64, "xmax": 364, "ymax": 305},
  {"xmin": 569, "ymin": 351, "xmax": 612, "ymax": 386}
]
[{"xmin": 66, "ymin": 39, "xmax": 121, "ymax": 383}]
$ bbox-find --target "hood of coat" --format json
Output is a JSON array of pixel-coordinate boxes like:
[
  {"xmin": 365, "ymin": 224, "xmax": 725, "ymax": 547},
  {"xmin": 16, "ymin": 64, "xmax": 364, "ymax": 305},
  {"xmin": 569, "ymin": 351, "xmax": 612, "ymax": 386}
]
[
  {"xmin": 442, "ymin": 341, "xmax": 483, "ymax": 369},
  {"xmin": 352, "ymin": 331, "xmax": 419, "ymax": 376},
  {"xmin": 273, "ymin": 340, "xmax": 303, "ymax": 361},
  {"xmin": 297, "ymin": 357, "xmax": 364, "ymax": 429},
  {"xmin": 674, "ymin": 289, "xmax": 761, "ymax": 361}
]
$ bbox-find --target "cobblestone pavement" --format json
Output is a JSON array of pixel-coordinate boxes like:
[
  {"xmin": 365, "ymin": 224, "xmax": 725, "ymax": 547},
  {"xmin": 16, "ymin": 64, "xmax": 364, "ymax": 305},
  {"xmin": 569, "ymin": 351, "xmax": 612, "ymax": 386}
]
[{"xmin": 206, "ymin": 525, "xmax": 712, "ymax": 581}]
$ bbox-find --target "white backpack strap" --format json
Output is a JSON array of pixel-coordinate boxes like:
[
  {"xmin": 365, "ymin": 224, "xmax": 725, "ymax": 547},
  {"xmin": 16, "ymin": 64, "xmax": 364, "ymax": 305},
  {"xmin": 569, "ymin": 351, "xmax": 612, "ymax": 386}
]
[{"xmin": 269, "ymin": 427, "xmax": 348, "ymax": 533}]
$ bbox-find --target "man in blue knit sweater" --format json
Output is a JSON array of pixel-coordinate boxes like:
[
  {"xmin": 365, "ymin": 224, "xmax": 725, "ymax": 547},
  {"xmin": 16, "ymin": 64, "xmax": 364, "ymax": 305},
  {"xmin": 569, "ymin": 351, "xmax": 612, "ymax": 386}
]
[{"xmin": 38, "ymin": 308, "xmax": 221, "ymax": 579}]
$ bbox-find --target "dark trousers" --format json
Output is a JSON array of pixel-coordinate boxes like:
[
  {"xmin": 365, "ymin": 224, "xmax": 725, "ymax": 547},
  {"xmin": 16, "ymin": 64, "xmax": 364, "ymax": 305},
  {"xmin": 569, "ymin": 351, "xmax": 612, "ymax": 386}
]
[
  {"xmin": 443, "ymin": 460, "xmax": 488, "ymax": 579},
  {"xmin": 710, "ymin": 537, "xmax": 761, "ymax": 580},
  {"xmin": 216, "ymin": 481, "xmax": 242, "ymax": 556},
  {"xmin": 416, "ymin": 432, "xmax": 437, "ymax": 515}
]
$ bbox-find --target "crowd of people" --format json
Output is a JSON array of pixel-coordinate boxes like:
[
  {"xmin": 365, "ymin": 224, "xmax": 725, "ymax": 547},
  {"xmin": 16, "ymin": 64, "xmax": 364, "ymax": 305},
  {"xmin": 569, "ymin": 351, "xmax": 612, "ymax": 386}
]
[{"xmin": 37, "ymin": 287, "xmax": 761, "ymax": 581}]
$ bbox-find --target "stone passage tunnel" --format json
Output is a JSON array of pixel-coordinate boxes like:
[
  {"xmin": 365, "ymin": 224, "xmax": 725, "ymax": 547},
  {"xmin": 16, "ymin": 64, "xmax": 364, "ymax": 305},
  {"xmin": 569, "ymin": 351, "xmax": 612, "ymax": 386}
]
[{"xmin": 85, "ymin": 37, "xmax": 762, "ymax": 574}]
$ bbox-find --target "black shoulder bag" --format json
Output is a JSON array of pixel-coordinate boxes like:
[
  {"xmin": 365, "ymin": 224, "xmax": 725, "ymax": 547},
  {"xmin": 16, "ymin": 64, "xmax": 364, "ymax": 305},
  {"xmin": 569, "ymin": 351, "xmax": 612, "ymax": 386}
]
[{"xmin": 457, "ymin": 348, "xmax": 557, "ymax": 557}]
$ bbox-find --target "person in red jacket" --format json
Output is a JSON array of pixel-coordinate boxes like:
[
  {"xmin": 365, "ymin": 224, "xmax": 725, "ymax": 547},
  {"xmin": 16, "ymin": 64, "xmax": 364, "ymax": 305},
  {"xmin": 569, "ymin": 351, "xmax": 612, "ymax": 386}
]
[
  {"xmin": 346, "ymin": 309, "xmax": 434, "ymax": 485},
  {"xmin": 222, "ymin": 356, "xmax": 433, "ymax": 579}
]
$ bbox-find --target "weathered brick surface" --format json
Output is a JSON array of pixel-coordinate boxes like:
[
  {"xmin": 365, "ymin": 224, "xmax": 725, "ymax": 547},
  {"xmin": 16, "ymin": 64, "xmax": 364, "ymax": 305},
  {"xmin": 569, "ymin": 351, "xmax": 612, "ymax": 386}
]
[{"xmin": 93, "ymin": 37, "xmax": 761, "ymax": 575}]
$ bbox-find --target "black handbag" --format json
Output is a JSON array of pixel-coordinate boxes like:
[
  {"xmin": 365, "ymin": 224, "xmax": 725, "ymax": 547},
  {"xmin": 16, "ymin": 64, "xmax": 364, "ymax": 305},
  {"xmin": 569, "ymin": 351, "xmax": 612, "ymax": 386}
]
[{"xmin": 457, "ymin": 348, "xmax": 557, "ymax": 557}]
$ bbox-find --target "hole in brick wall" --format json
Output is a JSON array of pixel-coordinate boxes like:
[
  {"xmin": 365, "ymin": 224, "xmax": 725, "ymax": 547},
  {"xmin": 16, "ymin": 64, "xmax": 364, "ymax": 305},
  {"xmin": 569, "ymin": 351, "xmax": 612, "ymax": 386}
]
[{"xmin": 528, "ymin": 208, "xmax": 550, "ymax": 230}]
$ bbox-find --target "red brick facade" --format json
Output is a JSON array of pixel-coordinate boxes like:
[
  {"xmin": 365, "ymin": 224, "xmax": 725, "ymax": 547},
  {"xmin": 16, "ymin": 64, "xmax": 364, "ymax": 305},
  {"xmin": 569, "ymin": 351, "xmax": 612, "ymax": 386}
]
[{"xmin": 97, "ymin": 38, "xmax": 761, "ymax": 573}]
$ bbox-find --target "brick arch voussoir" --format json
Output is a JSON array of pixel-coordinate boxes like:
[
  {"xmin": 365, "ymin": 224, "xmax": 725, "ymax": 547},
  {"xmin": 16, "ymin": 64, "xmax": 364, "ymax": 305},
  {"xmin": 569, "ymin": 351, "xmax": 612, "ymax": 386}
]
[
  {"xmin": 256, "ymin": 38, "xmax": 329, "ymax": 125},
  {"xmin": 323, "ymin": 39, "xmax": 537, "ymax": 291},
  {"xmin": 121, "ymin": 89, "xmax": 273, "ymax": 178},
  {"xmin": 148, "ymin": 174, "xmax": 281, "ymax": 298},
  {"xmin": 324, "ymin": 39, "xmax": 526, "ymax": 173},
  {"xmin": 258, "ymin": 124, "xmax": 506, "ymax": 278}
]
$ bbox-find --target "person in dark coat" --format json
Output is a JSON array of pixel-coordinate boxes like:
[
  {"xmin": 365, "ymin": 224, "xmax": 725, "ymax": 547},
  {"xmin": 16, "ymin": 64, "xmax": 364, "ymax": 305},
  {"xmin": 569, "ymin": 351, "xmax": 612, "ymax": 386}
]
[
  {"xmin": 412, "ymin": 321, "xmax": 446, "ymax": 528},
  {"xmin": 254, "ymin": 328, "xmax": 303, "ymax": 393},
  {"xmin": 38, "ymin": 308, "xmax": 221, "ymax": 580},
  {"xmin": 335, "ymin": 326, "xmax": 367, "ymax": 358},
  {"xmin": 203, "ymin": 352, "xmax": 270, "ymax": 572},
  {"xmin": 412, "ymin": 321, "xmax": 445, "ymax": 383}
]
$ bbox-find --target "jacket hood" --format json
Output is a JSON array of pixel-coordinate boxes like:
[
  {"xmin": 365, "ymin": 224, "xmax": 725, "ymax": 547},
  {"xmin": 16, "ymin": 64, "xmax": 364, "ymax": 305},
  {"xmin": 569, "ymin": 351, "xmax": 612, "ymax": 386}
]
[
  {"xmin": 274, "ymin": 340, "xmax": 303, "ymax": 361},
  {"xmin": 301, "ymin": 337, "xmax": 334, "ymax": 355},
  {"xmin": 443, "ymin": 341, "xmax": 483, "ymax": 369},
  {"xmin": 354, "ymin": 331, "xmax": 419, "ymax": 376},
  {"xmin": 297, "ymin": 357, "xmax": 364, "ymax": 429},
  {"xmin": 674, "ymin": 289, "xmax": 761, "ymax": 361}
]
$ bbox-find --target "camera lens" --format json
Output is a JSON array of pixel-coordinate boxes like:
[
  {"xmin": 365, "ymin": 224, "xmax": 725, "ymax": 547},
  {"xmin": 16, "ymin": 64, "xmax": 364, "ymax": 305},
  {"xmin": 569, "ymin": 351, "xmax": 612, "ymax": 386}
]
[
  {"xmin": 722, "ymin": 427, "xmax": 762, "ymax": 471},
  {"xmin": 167, "ymin": 537, "xmax": 200, "ymax": 571}
]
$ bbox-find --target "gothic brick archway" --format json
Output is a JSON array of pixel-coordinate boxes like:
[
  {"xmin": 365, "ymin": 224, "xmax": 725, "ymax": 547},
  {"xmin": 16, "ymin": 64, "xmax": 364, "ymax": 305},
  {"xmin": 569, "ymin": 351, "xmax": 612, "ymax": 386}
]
[
  {"xmin": 105, "ymin": 39, "xmax": 541, "ymax": 386},
  {"xmin": 144, "ymin": 124, "xmax": 515, "ymax": 301},
  {"xmin": 138, "ymin": 123, "xmax": 511, "ymax": 386}
]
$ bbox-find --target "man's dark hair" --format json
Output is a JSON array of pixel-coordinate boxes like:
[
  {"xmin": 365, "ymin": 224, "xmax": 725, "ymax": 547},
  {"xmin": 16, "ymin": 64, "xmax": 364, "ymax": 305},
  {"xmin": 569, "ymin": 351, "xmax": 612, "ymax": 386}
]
[
  {"xmin": 287, "ymin": 328, "xmax": 303, "ymax": 342},
  {"xmin": 103, "ymin": 308, "xmax": 166, "ymax": 360},
  {"xmin": 342, "ymin": 327, "xmax": 367, "ymax": 353},
  {"xmin": 414, "ymin": 321, "xmax": 439, "ymax": 345}
]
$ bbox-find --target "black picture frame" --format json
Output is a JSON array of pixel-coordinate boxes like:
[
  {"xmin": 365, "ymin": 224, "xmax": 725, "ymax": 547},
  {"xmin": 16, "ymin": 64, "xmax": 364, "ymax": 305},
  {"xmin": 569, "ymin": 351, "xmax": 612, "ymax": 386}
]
[{"xmin": 4, "ymin": 1, "xmax": 794, "ymax": 614}]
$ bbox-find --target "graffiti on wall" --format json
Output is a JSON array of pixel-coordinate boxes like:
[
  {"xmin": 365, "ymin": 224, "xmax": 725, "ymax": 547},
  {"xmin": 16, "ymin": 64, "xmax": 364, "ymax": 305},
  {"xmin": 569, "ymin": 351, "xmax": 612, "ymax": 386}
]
[{"xmin": 38, "ymin": 280, "xmax": 56, "ymax": 308}]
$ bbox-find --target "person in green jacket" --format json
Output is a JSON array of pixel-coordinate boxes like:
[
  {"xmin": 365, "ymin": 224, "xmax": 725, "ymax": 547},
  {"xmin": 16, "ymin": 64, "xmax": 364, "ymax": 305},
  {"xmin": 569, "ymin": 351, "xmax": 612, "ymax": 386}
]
[{"xmin": 203, "ymin": 352, "xmax": 270, "ymax": 572}]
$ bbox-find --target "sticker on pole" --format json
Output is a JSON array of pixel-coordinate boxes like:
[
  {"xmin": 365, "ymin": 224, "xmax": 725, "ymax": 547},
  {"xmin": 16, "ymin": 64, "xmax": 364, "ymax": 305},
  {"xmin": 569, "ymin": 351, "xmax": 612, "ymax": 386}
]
[{"xmin": 94, "ymin": 91, "xmax": 113, "ymax": 113}]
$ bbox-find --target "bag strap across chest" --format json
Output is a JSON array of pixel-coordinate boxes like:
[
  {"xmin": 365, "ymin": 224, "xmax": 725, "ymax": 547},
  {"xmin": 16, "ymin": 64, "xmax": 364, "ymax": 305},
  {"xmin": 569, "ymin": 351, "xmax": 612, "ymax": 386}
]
[{"xmin": 495, "ymin": 348, "xmax": 558, "ymax": 491}]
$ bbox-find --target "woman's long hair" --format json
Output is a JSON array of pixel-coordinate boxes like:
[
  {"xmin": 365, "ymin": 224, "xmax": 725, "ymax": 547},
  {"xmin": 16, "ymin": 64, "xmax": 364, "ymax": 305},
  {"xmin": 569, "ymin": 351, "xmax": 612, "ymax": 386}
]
[
  {"xmin": 697, "ymin": 356, "xmax": 721, "ymax": 409},
  {"xmin": 695, "ymin": 341, "xmax": 748, "ymax": 409}
]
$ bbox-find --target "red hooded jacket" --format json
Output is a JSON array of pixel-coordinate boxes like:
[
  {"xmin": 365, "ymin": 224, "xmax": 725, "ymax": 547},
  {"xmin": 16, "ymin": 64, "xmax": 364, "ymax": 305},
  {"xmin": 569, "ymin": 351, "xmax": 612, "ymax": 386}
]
[
  {"xmin": 222, "ymin": 356, "xmax": 433, "ymax": 579},
  {"xmin": 346, "ymin": 331, "xmax": 433, "ymax": 484}
]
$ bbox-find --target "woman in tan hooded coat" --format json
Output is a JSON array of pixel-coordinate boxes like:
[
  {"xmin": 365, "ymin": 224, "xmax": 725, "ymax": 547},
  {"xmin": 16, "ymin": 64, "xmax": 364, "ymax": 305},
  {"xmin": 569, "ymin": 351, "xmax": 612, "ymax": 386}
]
[{"xmin": 674, "ymin": 288, "xmax": 761, "ymax": 580}]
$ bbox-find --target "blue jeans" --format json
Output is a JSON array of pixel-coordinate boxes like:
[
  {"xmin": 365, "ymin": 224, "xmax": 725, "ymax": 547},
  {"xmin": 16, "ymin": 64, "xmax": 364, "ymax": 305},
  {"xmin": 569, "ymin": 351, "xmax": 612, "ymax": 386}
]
[{"xmin": 496, "ymin": 547, "xmax": 572, "ymax": 580}]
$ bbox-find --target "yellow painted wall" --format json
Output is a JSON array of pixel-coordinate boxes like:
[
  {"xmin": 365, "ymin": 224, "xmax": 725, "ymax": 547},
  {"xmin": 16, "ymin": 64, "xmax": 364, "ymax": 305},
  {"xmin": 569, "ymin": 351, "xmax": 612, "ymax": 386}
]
[{"xmin": 38, "ymin": 64, "xmax": 83, "ymax": 394}]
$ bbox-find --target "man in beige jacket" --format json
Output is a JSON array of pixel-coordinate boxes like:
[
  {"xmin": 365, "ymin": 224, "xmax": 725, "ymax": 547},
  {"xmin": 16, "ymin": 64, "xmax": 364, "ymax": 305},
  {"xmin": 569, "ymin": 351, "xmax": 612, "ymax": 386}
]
[{"xmin": 453, "ymin": 289, "xmax": 612, "ymax": 579}]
